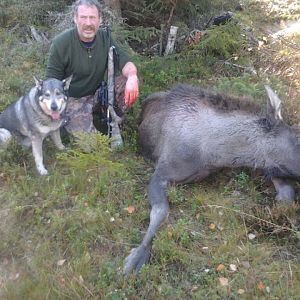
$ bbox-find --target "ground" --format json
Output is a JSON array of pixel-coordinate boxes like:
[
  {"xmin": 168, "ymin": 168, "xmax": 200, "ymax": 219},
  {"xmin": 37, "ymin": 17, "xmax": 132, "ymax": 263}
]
[{"xmin": 1, "ymin": 0, "xmax": 300, "ymax": 299}]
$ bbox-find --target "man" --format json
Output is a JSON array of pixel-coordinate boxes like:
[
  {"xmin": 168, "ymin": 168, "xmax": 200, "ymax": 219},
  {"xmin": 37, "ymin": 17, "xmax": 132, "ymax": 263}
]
[{"xmin": 46, "ymin": 0, "xmax": 139, "ymax": 134}]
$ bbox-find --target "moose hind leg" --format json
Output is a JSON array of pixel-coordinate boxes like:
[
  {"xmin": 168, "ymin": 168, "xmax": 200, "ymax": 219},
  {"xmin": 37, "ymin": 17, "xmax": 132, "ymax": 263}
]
[{"xmin": 124, "ymin": 172, "xmax": 170, "ymax": 274}]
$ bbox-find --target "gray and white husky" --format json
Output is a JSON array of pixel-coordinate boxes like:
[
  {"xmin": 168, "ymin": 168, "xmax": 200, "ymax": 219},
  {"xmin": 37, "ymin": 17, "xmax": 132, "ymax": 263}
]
[{"xmin": 0, "ymin": 76, "xmax": 72, "ymax": 175}]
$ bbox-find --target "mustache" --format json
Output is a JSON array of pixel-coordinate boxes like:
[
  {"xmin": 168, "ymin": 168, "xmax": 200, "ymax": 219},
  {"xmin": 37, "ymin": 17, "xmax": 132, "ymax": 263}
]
[{"xmin": 83, "ymin": 26, "xmax": 96, "ymax": 31}]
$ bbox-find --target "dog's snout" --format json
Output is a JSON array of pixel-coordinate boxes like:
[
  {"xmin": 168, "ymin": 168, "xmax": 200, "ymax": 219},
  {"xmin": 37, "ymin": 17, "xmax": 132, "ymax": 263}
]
[{"xmin": 51, "ymin": 102, "xmax": 58, "ymax": 111}]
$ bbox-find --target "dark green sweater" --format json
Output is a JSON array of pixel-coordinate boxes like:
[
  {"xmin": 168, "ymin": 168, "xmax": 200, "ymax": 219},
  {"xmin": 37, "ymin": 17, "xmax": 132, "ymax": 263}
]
[{"xmin": 46, "ymin": 28, "xmax": 130, "ymax": 98}]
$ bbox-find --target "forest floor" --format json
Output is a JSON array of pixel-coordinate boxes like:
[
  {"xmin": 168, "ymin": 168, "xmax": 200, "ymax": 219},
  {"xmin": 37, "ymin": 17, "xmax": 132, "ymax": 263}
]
[{"xmin": 1, "ymin": 0, "xmax": 300, "ymax": 299}]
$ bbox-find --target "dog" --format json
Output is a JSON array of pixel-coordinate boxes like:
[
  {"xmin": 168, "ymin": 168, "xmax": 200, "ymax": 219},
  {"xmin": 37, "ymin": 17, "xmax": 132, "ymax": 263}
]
[{"xmin": 0, "ymin": 76, "xmax": 72, "ymax": 175}]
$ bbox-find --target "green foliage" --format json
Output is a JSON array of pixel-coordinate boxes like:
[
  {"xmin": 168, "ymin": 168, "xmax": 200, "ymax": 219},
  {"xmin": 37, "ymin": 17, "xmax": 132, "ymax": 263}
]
[
  {"xmin": 0, "ymin": 30, "xmax": 46, "ymax": 109},
  {"xmin": 117, "ymin": 25, "xmax": 161, "ymax": 43},
  {"xmin": 215, "ymin": 75, "xmax": 265, "ymax": 100},
  {"xmin": 121, "ymin": 0, "xmax": 241, "ymax": 28},
  {"xmin": 196, "ymin": 22, "xmax": 246, "ymax": 59},
  {"xmin": 0, "ymin": 138, "xmax": 30, "ymax": 167},
  {"xmin": 137, "ymin": 54, "xmax": 213, "ymax": 95},
  {"xmin": 0, "ymin": 0, "xmax": 72, "ymax": 27}
]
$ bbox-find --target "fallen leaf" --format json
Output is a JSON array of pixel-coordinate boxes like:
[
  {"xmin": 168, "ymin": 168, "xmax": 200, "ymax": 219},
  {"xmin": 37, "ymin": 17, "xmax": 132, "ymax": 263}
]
[
  {"xmin": 229, "ymin": 264, "xmax": 237, "ymax": 272},
  {"xmin": 209, "ymin": 223, "xmax": 216, "ymax": 230},
  {"xmin": 167, "ymin": 231, "xmax": 173, "ymax": 238},
  {"xmin": 57, "ymin": 259, "xmax": 66, "ymax": 266},
  {"xmin": 237, "ymin": 288, "xmax": 245, "ymax": 294},
  {"xmin": 191, "ymin": 286, "xmax": 199, "ymax": 292},
  {"xmin": 79, "ymin": 275, "xmax": 84, "ymax": 283},
  {"xmin": 59, "ymin": 276, "xmax": 65, "ymax": 285},
  {"xmin": 125, "ymin": 206, "xmax": 136, "ymax": 214},
  {"xmin": 216, "ymin": 264, "xmax": 225, "ymax": 271},
  {"xmin": 219, "ymin": 277, "xmax": 229, "ymax": 286},
  {"xmin": 248, "ymin": 233, "xmax": 256, "ymax": 240},
  {"xmin": 258, "ymin": 40, "xmax": 265, "ymax": 48},
  {"xmin": 257, "ymin": 281, "xmax": 265, "ymax": 291},
  {"xmin": 9, "ymin": 273, "xmax": 20, "ymax": 281}
]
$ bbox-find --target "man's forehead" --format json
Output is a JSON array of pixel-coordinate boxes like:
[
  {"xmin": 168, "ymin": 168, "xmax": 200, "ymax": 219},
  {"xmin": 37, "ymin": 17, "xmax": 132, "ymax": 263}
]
[{"xmin": 77, "ymin": 4, "xmax": 99, "ymax": 15}]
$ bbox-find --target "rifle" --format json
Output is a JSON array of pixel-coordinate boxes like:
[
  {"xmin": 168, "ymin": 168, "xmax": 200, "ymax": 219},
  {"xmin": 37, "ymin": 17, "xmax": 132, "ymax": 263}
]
[{"xmin": 107, "ymin": 45, "xmax": 123, "ymax": 148}]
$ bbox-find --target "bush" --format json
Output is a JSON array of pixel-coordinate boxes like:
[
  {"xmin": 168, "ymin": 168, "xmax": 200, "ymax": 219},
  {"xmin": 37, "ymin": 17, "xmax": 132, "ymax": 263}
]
[
  {"xmin": 196, "ymin": 22, "xmax": 245, "ymax": 59},
  {"xmin": 0, "ymin": 0, "xmax": 72, "ymax": 28}
]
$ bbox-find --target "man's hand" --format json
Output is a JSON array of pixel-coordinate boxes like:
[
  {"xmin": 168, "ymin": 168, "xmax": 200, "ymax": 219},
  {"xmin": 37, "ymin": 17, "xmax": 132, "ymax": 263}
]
[
  {"xmin": 125, "ymin": 75, "xmax": 139, "ymax": 107},
  {"xmin": 122, "ymin": 62, "xmax": 139, "ymax": 107}
]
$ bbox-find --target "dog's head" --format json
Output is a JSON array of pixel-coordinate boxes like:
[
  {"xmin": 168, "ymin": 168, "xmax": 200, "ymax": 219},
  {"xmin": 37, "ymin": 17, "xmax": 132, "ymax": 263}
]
[{"xmin": 34, "ymin": 76, "xmax": 72, "ymax": 120}]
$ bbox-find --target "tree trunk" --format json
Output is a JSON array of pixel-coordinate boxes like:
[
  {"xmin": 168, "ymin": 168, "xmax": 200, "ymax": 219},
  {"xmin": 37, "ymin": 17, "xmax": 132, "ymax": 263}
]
[{"xmin": 103, "ymin": 0, "xmax": 122, "ymax": 19}]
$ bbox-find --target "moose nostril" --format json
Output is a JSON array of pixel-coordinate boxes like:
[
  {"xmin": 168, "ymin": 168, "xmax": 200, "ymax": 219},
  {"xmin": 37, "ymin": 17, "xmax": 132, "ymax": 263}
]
[{"xmin": 51, "ymin": 103, "xmax": 58, "ymax": 111}]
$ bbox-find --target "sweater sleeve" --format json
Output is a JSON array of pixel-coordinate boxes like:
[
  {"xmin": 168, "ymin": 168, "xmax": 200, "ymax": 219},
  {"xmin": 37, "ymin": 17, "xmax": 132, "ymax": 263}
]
[{"xmin": 45, "ymin": 42, "xmax": 65, "ymax": 80}]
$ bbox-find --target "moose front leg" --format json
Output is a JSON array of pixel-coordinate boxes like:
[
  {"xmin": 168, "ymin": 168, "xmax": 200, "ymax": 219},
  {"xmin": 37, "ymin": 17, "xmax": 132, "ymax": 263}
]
[
  {"xmin": 124, "ymin": 172, "xmax": 170, "ymax": 274},
  {"xmin": 271, "ymin": 177, "xmax": 295, "ymax": 203}
]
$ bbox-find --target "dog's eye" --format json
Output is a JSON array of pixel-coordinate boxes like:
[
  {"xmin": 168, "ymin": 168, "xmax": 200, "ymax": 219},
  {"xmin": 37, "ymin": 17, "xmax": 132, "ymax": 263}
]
[{"xmin": 44, "ymin": 92, "xmax": 51, "ymax": 97}]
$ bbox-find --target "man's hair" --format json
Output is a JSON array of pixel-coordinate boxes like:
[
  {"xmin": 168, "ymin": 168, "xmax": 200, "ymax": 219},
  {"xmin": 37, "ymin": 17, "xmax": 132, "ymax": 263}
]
[{"xmin": 72, "ymin": 0, "xmax": 102, "ymax": 16}]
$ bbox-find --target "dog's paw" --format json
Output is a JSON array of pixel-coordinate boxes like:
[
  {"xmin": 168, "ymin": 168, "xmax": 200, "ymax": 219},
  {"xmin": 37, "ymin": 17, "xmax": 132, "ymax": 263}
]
[{"xmin": 38, "ymin": 167, "xmax": 49, "ymax": 176}]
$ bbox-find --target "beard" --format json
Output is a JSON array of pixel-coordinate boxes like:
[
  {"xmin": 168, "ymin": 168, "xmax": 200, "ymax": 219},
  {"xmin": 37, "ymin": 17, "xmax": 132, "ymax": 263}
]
[{"xmin": 77, "ymin": 25, "xmax": 98, "ymax": 41}]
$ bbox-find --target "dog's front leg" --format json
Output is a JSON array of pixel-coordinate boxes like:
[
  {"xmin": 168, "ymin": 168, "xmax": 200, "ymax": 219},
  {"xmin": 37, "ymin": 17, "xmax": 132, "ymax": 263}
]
[
  {"xmin": 50, "ymin": 129, "xmax": 65, "ymax": 150},
  {"xmin": 31, "ymin": 136, "xmax": 48, "ymax": 175}
]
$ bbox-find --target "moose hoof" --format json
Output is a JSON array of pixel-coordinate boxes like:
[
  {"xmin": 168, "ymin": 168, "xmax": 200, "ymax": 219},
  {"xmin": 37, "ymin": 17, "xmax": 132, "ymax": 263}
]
[
  {"xmin": 275, "ymin": 186, "xmax": 295, "ymax": 204},
  {"xmin": 123, "ymin": 245, "xmax": 151, "ymax": 275}
]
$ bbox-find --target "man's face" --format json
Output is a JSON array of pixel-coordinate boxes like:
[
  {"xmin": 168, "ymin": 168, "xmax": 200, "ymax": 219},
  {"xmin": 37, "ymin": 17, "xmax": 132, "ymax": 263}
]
[{"xmin": 74, "ymin": 4, "xmax": 101, "ymax": 42}]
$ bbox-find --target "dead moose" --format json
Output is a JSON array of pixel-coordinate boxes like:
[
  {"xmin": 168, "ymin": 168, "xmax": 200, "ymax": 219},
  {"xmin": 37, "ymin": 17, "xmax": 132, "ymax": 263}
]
[{"xmin": 124, "ymin": 84, "xmax": 300, "ymax": 274}]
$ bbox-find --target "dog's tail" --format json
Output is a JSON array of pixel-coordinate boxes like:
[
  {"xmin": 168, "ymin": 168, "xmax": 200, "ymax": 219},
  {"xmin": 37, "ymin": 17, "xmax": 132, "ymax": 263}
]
[{"xmin": 0, "ymin": 128, "xmax": 12, "ymax": 146}]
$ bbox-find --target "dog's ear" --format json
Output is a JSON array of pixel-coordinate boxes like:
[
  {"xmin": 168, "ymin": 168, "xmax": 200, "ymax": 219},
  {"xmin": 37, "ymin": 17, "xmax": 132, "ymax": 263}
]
[
  {"xmin": 63, "ymin": 75, "xmax": 73, "ymax": 91},
  {"xmin": 33, "ymin": 76, "xmax": 43, "ymax": 91}
]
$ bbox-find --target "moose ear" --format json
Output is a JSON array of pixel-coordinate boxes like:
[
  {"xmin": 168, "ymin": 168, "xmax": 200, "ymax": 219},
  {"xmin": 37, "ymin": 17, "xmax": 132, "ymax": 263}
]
[
  {"xmin": 62, "ymin": 75, "xmax": 73, "ymax": 91},
  {"xmin": 265, "ymin": 85, "xmax": 282, "ymax": 120},
  {"xmin": 33, "ymin": 76, "xmax": 43, "ymax": 91}
]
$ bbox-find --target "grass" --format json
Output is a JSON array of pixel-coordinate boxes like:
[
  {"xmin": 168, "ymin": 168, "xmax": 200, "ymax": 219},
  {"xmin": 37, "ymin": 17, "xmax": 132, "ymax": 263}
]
[{"xmin": 1, "ymin": 0, "xmax": 300, "ymax": 299}]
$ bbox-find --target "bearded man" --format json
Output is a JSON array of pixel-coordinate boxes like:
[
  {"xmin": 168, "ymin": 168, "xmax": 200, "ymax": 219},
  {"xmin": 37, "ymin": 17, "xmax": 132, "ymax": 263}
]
[{"xmin": 46, "ymin": 0, "xmax": 139, "ymax": 134}]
